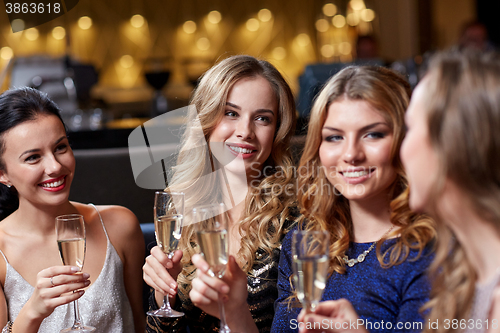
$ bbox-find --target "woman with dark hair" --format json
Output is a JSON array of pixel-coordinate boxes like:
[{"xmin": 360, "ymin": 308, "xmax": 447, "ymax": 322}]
[
  {"xmin": 272, "ymin": 66, "xmax": 436, "ymax": 333},
  {"xmin": 401, "ymin": 52, "xmax": 500, "ymax": 333},
  {"xmin": 143, "ymin": 55, "xmax": 298, "ymax": 332},
  {"xmin": 0, "ymin": 87, "xmax": 145, "ymax": 332}
]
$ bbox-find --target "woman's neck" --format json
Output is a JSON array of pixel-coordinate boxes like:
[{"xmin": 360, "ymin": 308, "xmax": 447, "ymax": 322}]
[
  {"xmin": 219, "ymin": 167, "xmax": 253, "ymax": 224},
  {"xmin": 349, "ymin": 191, "xmax": 394, "ymax": 243},
  {"xmin": 438, "ymin": 181, "xmax": 500, "ymax": 284}
]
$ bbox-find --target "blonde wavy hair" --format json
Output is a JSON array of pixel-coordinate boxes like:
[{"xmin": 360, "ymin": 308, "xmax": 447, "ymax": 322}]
[
  {"xmin": 168, "ymin": 55, "xmax": 297, "ymax": 293},
  {"xmin": 297, "ymin": 66, "xmax": 436, "ymax": 277},
  {"xmin": 421, "ymin": 52, "xmax": 500, "ymax": 333}
]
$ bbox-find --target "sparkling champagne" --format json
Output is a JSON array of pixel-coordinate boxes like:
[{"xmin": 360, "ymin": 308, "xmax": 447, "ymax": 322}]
[
  {"xmin": 293, "ymin": 255, "xmax": 328, "ymax": 311},
  {"xmin": 196, "ymin": 230, "xmax": 228, "ymax": 278},
  {"xmin": 58, "ymin": 238, "xmax": 85, "ymax": 270},
  {"xmin": 155, "ymin": 215, "xmax": 183, "ymax": 255}
]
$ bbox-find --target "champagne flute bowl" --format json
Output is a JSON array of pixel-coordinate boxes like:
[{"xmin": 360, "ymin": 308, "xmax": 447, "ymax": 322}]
[{"xmin": 291, "ymin": 230, "xmax": 330, "ymax": 313}]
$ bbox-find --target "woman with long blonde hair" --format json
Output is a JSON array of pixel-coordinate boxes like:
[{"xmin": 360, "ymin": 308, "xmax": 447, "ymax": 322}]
[
  {"xmin": 272, "ymin": 66, "xmax": 436, "ymax": 333},
  {"xmin": 143, "ymin": 55, "xmax": 298, "ymax": 332},
  {"xmin": 401, "ymin": 52, "xmax": 500, "ymax": 333}
]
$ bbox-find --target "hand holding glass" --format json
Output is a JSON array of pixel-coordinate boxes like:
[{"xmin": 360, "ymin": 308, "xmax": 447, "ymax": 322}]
[
  {"xmin": 147, "ymin": 191, "xmax": 185, "ymax": 318},
  {"xmin": 55, "ymin": 214, "xmax": 95, "ymax": 333},
  {"xmin": 193, "ymin": 203, "xmax": 231, "ymax": 333},
  {"xmin": 292, "ymin": 230, "xmax": 330, "ymax": 313}
]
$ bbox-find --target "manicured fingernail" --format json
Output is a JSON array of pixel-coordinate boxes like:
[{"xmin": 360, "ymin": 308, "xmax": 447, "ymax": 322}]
[
  {"xmin": 221, "ymin": 285, "xmax": 229, "ymax": 293},
  {"xmin": 79, "ymin": 290, "xmax": 85, "ymax": 296},
  {"xmin": 82, "ymin": 273, "xmax": 90, "ymax": 279},
  {"xmin": 170, "ymin": 283, "xmax": 177, "ymax": 289},
  {"xmin": 84, "ymin": 280, "xmax": 90, "ymax": 286},
  {"xmin": 71, "ymin": 266, "xmax": 80, "ymax": 272}
]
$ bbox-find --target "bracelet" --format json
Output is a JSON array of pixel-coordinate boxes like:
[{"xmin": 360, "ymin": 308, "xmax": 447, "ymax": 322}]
[{"xmin": 2, "ymin": 321, "xmax": 12, "ymax": 333}]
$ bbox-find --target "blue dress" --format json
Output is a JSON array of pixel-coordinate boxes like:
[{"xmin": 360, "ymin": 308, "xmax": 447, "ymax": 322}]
[{"xmin": 271, "ymin": 228, "xmax": 434, "ymax": 333}]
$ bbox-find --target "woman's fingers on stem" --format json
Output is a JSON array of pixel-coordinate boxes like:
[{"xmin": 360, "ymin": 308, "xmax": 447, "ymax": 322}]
[
  {"xmin": 196, "ymin": 269, "xmax": 230, "ymax": 294},
  {"xmin": 143, "ymin": 254, "xmax": 177, "ymax": 294}
]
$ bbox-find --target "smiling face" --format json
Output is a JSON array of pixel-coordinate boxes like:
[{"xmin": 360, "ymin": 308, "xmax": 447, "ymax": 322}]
[
  {"xmin": 0, "ymin": 114, "xmax": 75, "ymax": 208},
  {"xmin": 319, "ymin": 99, "xmax": 396, "ymax": 201},
  {"xmin": 401, "ymin": 78, "xmax": 440, "ymax": 212},
  {"xmin": 209, "ymin": 76, "xmax": 278, "ymax": 180}
]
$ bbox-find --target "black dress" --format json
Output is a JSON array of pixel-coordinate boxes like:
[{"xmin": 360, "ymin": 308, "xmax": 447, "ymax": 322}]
[{"xmin": 146, "ymin": 212, "xmax": 298, "ymax": 333}]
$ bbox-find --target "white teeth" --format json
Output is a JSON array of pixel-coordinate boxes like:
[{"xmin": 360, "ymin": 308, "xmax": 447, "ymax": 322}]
[
  {"xmin": 228, "ymin": 146, "xmax": 254, "ymax": 154},
  {"xmin": 41, "ymin": 179, "xmax": 64, "ymax": 188},
  {"xmin": 343, "ymin": 170, "xmax": 369, "ymax": 178}
]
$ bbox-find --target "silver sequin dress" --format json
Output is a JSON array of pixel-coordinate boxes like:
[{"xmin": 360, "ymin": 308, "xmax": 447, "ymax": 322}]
[
  {"xmin": 464, "ymin": 269, "xmax": 500, "ymax": 333},
  {"xmin": 0, "ymin": 204, "xmax": 135, "ymax": 332}
]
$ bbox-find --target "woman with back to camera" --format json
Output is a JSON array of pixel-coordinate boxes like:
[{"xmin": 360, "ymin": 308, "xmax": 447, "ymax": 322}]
[
  {"xmin": 272, "ymin": 66, "xmax": 436, "ymax": 333},
  {"xmin": 400, "ymin": 52, "xmax": 500, "ymax": 333},
  {"xmin": 143, "ymin": 55, "xmax": 298, "ymax": 332},
  {"xmin": 0, "ymin": 87, "xmax": 145, "ymax": 332}
]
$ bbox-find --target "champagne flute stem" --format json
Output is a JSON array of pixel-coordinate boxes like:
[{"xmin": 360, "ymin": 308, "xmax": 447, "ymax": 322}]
[
  {"xmin": 161, "ymin": 251, "xmax": 174, "ymax": 313},
  {"xmin": 161, "ymin": 294, "xmax": 173, "ymax": 313},
  {"xmin": 218, "ymin": 294, "xmax": 230, "ymax": 333},
  {"xmin": 72, "ymin": 299, "xmax": 84, "ymax": 328}
]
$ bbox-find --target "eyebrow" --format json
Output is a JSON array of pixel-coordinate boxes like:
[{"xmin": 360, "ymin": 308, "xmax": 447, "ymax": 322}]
[
  {"xmin": 322, "ymin": 122, "xmax": 390, "ymax": 132},
  {"xmin": 226, "ymin": 102, "xmax": 275, "ymax": 116},
  {"xmin": 19, "ymin": 136, "xmax": 67, "ymax": 158}
]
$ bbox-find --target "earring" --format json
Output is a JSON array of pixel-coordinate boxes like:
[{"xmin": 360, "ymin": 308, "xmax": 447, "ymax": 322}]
[{"xmin": 3, "ymin": 184, "xmax": 11, "ymax": 188}]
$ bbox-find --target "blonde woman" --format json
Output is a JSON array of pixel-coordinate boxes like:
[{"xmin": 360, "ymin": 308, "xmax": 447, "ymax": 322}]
[
  {"xmin": 272, "ymin": 66, "xmax": 436, "ymax": 333},
  {"xmin": 401, "ymin": 52, "xmax": 500, "ymax": 333},
  {"xmin": 143, "ymin": 55, "xmax": 298, "ymax": 332}
]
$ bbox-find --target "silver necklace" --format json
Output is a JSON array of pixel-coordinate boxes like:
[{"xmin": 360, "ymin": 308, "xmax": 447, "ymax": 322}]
[{"xmin": 343, "ymin": 225, "xmax": 395, "ymax": 267}]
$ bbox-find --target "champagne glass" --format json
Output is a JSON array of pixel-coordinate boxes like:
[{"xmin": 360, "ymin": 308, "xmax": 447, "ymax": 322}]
[
  {"xmin": 147, "ymin": 191, "xmax": 185, "ymax": 317},
  {"xmin": 55, "ymin": 214, "xmax": 95, "ymax": 333},
  {"xmin": 292, "ymin": 230, "xmax": 330, "ymax": 313},
  {"xmin": 193, "ymin": 203, "xmax": 231, "ymax": 333}
]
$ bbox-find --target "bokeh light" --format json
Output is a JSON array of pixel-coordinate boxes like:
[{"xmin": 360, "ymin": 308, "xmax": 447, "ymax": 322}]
[
  {"xmin": 208, "ymin": 11, "xmax": 222, "ymax": 24},
  {"xmin": 246, "ymin": 18, "xmax": 260, "ymax": 31},
  {"xmin": 0, "ymin": 47, "xmax": 13, "ymax": 60},
  {"xmin": 350, "ymin": 0, "xmax": 366, "ymax": 11},
  {"xmin": 322, "ymin": 3, "xmax": 337, "ymax": 17},
  {"xmin": 332, "ymin": 15, "xmax": 346, "ymax": 28},
  {"xmin": 360, "ymin": 9, "xmax": 376, "ymax": 22},
  {"xmin": 120, "ymin": 55, "xmax": 134, "ymax": 68},
  {"xmin": 78, "ymin": 16, "xmax": 93, "ymax": 30},
  {"xmin": 130, "ymin": 14, "xmax": 145, "ymax": 28},
  {"xmin": 196, "ymin": 37, "xmax": 211, "ymax": 50},
  {"xmin": 183, "ymin": 20, "xmax": 197, "ymax": 34},
  {"xmin": 316, "ymin": 19, "xmax": 329, "ymax": 32},
  {"xmin": 321, "ymin": 44, "xmax": 334, "ymax": 58},
  {"xmin": 11, "ymin": 19, "xmax": 24, "ymax": 32},
  {"xmin": 52, "ymin": 26, "xmax": 66, "ymax": 40},
  {"xmin": 296, "ymin": 33, "xmax": 310, "ymax": 47},
  {"xmin": 272, "ymin": 47, "xmax": 286, "ymax": 60},
  {"xmin": 25, "ymin": 28, "xmax": 39, "ymax": 41},
  {"xmin": 258, "ymin": 9, "xmax": 272, "ymax": 22}
]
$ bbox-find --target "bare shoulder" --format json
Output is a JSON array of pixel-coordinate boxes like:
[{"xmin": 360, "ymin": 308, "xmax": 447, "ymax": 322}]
[
  {"xmin": 93, "ymin": 205, "xmax": 144, "ymax": 259},
  {"xmin": 92, "ymin": 205, "xmax": 140, "ymax": 236}
]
